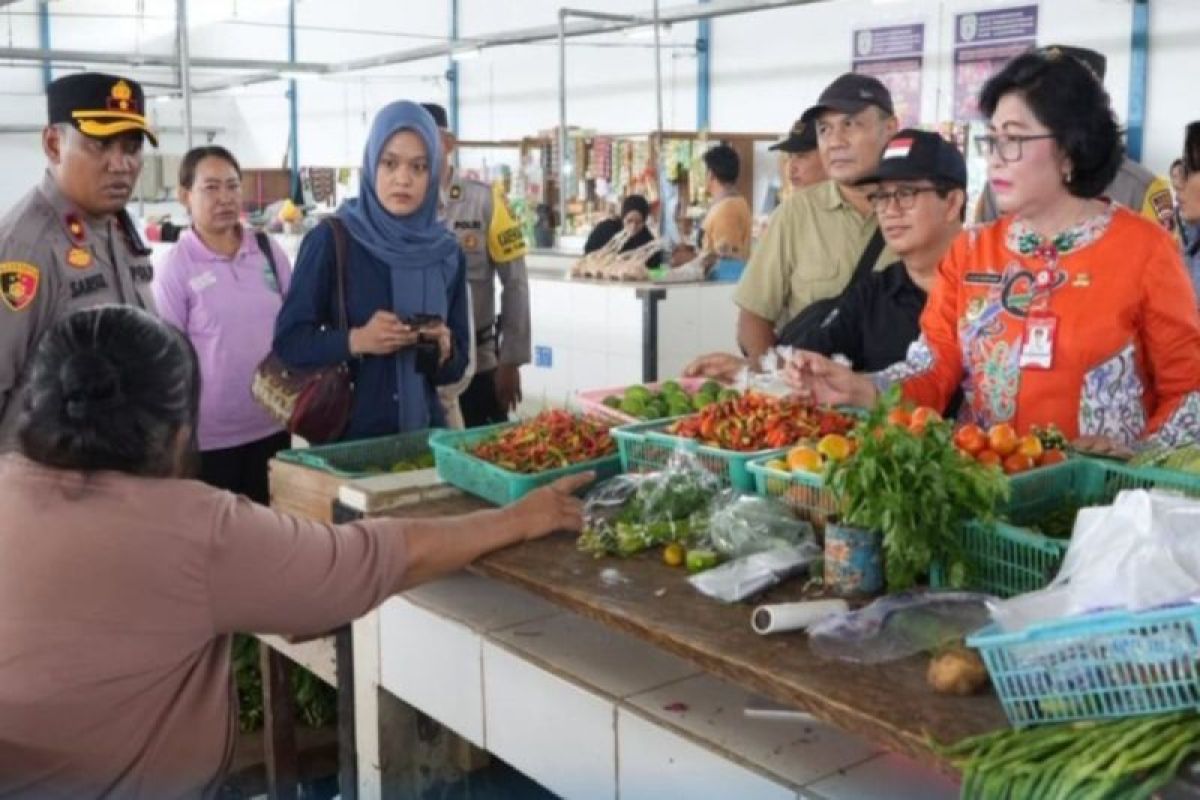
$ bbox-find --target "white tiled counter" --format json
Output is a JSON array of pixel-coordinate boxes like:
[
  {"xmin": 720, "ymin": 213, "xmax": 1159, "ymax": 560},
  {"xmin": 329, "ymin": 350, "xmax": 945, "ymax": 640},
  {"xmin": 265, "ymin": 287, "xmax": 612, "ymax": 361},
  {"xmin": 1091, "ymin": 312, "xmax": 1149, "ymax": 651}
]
[
  {"xmin": 520, "ymin": 252, "xmax": 740, "ymax": 411},
  {"xmin": 370, "ymin": 571, "xmax": 959, "ymax": 800}
]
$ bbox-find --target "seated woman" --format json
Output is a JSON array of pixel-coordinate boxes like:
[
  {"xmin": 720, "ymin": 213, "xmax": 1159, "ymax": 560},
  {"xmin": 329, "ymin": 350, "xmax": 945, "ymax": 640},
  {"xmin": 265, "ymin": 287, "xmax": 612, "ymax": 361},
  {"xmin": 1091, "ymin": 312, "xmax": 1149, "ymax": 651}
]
[
  {"xmin": 0, "ymin": 305, "xmax": 589, "ymax": 796},
  {"xmin": 785, "ymin": 49, "xmax": 1200, "ymax": 453},
  {"xmin": 583, "ymin": 194, "xmax": 663, "ymax": 268},
  {"xmin": 686, "ymin": 129, "xmax": 966, "ymax": 378},
  {"xmin": 274, "ymin": 101, "xmax": 470, "ymax": 441}
]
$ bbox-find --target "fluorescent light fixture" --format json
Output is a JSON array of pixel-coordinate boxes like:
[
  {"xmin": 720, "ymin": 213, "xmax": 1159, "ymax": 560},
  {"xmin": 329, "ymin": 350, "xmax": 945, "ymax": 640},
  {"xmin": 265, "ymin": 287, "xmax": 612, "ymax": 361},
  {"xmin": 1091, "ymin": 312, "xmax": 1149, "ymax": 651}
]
[
  {"xmin": 451, "ymin": 45, "xmax": 483, "ymax": 61},
  {"xmin": 153, "ymin": 95, "xmax": 174, "ymax": 105}
]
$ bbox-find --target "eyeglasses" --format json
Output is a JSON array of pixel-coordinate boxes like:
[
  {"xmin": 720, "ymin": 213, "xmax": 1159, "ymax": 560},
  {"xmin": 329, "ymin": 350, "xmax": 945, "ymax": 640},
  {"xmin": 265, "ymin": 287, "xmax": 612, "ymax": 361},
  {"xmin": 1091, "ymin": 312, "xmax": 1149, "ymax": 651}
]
[
  {"xmin": 866, "ymin": 186, "xmax": 938, "ymax": 212},
  {"xmin": 973, "ymin": 134, "xmax": 1056, "ymax": 163}
]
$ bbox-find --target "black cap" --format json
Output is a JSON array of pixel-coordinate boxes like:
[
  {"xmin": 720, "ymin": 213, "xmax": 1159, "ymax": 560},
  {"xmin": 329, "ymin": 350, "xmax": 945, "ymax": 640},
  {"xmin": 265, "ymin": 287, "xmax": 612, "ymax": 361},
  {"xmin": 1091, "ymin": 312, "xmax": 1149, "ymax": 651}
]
[
  {"xmin": 420, "ymin": 103, "xmax": 450, "ymax": 131},
  {"xmin": 801, "ymin": 73, "xmax": 894, "ymax": 124},
  {"xmin": 853, "ymin": 129, "xmax": 967, "ymax": 188},
  {"xmin": 768, "ymin": 117, "xmax": 818, "ymax": 153},
  {"xmin": 47, "ymin": 72, "xmax": 157, "ymax": 147},
  {"xmin": 1039, "ymin": 44, "xmax": 1106, "ymax": 83}
]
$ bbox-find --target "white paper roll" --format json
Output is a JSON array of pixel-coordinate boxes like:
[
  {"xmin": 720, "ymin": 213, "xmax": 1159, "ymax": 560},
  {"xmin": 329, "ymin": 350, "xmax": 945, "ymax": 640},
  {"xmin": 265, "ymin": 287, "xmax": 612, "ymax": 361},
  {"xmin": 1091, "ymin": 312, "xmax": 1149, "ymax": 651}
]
[{"xmin": 751, "ymin": 599, "xmax": 850, "ymax": 635}]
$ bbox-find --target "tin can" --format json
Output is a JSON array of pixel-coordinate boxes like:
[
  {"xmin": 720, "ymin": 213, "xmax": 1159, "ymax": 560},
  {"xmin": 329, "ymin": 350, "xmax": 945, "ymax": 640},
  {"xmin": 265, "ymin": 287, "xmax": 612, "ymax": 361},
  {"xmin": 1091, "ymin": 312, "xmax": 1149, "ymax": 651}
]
[{"xmin": 823, "ymin": 521, "xmax": 883, "ymax": 596}]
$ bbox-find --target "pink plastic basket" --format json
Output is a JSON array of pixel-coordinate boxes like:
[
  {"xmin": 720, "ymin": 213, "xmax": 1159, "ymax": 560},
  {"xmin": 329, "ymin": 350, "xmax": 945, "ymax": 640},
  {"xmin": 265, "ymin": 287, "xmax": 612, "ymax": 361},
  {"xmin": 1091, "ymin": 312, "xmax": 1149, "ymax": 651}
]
[{"xmin": 573, "ymin": 377, "xmax": 719, "ymax": 425}]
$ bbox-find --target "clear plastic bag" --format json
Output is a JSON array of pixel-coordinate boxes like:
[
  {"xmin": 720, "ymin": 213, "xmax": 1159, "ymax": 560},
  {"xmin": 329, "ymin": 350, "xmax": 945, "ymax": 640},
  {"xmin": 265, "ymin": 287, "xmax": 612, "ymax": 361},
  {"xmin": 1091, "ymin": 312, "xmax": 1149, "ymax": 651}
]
[
  {"xmin": 808, "ymin": 591, "xmax": 996, "ymax": 664},
  {"xmin": 576, "ymin": 443, "xmax": 720, "ymax": 558},
  {"xmin": 688, "ymin": 544, "xmax": 821, "ymax": 604},
  {"xmin": 706, "ymin": 491, "xmax": 815, "ymax": 558}
]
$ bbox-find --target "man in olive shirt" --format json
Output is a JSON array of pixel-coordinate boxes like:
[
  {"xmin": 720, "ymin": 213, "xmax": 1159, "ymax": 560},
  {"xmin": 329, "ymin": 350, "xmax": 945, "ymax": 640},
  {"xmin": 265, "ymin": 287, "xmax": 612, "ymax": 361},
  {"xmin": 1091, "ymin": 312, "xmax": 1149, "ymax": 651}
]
[
  {"xmin": 735, "ymin": 73, "xmax": 898, "ymax": 361},
  {"xmin": 0, "ymin": 72, "xmax": 157, "ymax": 450}
]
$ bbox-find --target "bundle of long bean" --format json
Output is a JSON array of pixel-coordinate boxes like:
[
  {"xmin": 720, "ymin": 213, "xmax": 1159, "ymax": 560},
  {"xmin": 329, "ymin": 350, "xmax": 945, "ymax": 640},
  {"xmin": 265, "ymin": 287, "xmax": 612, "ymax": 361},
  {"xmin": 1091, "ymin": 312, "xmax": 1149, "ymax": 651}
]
[{"xmin": 932, "ymin": 712, "xmax": 1200, "ymax": 799}]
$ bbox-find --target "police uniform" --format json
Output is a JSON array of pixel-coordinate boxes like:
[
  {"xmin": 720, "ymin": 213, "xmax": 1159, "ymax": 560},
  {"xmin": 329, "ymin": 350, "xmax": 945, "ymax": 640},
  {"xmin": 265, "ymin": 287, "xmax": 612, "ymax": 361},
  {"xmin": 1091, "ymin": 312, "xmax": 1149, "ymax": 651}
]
[
  {"xmin": 441, "ymin": 172, "xmax": 531, "ymax": 426},
  {"xmin": 0, "ymin": 73, "xmax": 157, "ymax": 449}
]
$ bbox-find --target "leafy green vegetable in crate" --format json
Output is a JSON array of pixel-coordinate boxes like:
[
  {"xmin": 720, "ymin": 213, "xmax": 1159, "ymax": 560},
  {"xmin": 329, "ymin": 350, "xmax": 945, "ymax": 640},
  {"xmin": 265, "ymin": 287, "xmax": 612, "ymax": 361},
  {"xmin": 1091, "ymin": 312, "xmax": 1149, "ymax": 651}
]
[
  {"xmin": 1130, "ymin": 443, "xmax": 1200, "ymax": 474},
  {"xmin": 826, "ymin": 387, "xmax": 1009, "ymax": 590}
]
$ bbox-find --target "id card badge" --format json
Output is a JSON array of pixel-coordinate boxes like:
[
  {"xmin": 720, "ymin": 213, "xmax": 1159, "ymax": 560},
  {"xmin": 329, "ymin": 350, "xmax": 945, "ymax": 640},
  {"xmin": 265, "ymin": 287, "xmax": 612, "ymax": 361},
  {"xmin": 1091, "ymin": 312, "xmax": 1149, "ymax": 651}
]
[{"xmin": 1019, "ymin": 312, "xmax": 1057, "ymax": 370}]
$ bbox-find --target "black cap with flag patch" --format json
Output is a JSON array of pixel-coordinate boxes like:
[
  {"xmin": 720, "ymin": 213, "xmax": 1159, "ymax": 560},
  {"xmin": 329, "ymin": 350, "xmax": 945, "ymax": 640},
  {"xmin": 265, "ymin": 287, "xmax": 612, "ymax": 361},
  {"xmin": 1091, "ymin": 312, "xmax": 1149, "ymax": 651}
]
[
  {"xmin": 47, "ymin": 72, "xmax": 158, "ymax": 147},
  {"xmin": 853, "ymin": 129, "xmax": 966, "ymax": 188}
]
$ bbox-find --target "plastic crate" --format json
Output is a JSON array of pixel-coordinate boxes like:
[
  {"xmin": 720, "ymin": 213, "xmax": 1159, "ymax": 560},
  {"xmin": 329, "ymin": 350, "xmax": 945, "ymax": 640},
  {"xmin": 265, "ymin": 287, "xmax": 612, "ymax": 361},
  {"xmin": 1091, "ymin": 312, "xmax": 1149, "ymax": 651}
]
[
  {"xmin": 428, "ymin": 423, "xmax": 621, "ymax": 506},
  {"xmin": 967, "ymin": 603, "xmax": 1200, "ymax": 728},
  {"xmin": 746, "ymin": 457, "xmax": 838, "ymax": 528},
  {"xmin": 938, "ymin": 458, "xmax": 1200, "ymax": 598},
  {"xmin": 573, "ymin": 378, "xmax": 716, "ymax": 425},
  {"xmin": 610, "ymin": 417, "xmax": 785, "ymax": 490},
  {"xmin": 612, "ymin": 417, "xmax": 687, "ymax": 475},
  {"xmin": 275, "ymin": 429, "xmax": 434, "ymax": 479}
]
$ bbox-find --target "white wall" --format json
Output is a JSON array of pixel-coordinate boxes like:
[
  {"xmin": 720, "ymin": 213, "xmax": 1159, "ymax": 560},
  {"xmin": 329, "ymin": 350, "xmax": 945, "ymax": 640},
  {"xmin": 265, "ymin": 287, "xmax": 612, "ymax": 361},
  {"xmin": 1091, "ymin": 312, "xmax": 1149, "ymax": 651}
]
[{"xmin": 0, "ymin": 0, "xmax": 1198, "ymax": 213}]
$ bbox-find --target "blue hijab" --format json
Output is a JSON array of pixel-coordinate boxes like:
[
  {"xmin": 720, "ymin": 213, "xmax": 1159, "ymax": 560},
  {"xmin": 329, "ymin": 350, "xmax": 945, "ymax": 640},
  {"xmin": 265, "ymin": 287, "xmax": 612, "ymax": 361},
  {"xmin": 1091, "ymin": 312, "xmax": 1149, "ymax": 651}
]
[
  {"xmin": 339, "ymin": 101, "xmax": 462, "ymax": 432},
  {"xmin": 338, "ymin": 100, "xmax": 459, "ymax": 267}
]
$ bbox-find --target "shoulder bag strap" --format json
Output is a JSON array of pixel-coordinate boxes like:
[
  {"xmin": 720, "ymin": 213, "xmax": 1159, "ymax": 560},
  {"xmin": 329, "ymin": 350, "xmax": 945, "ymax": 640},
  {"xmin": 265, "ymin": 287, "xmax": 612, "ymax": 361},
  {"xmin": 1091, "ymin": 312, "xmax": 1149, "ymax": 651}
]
[
  {"xmin": 254, "ymin": 231, "xmax": 280, "ymax": 286},
  {"xmin": 847, "ymin": 226, "xmax": 886, "ymax": 290},
  {"xmin": 325, "ymin": 217, "xmax": 350, "ymax": 332}
]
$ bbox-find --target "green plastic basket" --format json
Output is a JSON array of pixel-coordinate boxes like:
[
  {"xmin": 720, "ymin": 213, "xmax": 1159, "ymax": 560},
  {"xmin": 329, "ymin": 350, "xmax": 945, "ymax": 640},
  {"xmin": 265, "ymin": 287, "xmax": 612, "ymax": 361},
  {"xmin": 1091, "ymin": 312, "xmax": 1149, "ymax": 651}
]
[
  {"xmin": 937, "ymin": 458, "xmax": 1200, "ymax": 597},
  {"xmin": 746, "ymin": 457, "xmax": 838, "ymax": 528},
  {"xmin": 275, "ymin": 429, "xmax": 435, "ymax": 479},
  {"xmin": 428, "ymin": 423, "xmax": 621, "ymax": 506},
  {"xmin": 611, "ymin": 416, "xmax": 784, "ymax": 490}
]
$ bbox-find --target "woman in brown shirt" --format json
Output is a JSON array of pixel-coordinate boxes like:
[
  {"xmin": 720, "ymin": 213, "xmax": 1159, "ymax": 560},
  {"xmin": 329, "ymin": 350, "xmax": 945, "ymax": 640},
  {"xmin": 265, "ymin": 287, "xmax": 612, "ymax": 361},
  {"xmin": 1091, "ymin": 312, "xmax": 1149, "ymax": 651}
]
[{"xmin": 0, "ymin": 305, "xmax": 588, "ymax": 799}]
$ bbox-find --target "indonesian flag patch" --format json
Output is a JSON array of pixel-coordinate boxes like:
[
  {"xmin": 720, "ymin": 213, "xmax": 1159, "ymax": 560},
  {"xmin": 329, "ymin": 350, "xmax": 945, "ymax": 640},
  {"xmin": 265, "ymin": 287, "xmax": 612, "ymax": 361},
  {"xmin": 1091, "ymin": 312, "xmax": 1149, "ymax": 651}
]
[{"xmin": 884, "ymin": 137, "xmax": 914, "ymax": 160}]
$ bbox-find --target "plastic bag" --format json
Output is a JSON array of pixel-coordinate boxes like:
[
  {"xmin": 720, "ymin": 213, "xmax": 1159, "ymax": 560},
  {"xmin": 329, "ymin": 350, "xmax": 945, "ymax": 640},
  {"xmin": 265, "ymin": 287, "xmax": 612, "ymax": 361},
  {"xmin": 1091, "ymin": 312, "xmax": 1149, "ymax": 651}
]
[
  {"xmin": 689, "ymin": 544, "xmax": 821, "ymax": 603},
  {"xmin": 576, "ymin": 443, "xmax": 720, "ymax": 557},
  {"xmin": 989, "ymin": 489, "xmax": 1200, "ymax": 632},
  {"xmin": 706, "ymin": 491, "xmax": 815, "ymax": 558},
  {"xmin": 808, "ymin": 591, "xmax": 995, "ymax": 664}
]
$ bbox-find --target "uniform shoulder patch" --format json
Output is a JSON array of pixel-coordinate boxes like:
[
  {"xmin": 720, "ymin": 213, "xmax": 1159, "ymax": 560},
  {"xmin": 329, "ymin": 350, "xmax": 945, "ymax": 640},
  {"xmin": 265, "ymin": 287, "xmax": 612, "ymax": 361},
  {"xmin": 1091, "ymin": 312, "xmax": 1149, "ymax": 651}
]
[
  {"xmin": 1147, "ymin": 188, "xmax": 1176, "ymax": 231},
  {"xmin": 0, "ymin": 261, "xmax": 40, "ymax": 311}
]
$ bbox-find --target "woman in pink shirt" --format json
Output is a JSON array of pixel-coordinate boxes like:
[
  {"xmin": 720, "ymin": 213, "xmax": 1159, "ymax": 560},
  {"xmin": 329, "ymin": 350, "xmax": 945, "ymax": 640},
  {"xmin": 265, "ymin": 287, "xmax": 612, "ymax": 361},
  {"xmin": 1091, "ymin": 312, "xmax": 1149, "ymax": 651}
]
[
  {"xmin": 153, "ymin": 147, "xmax": 293, "ymax": 503},
  {"xmin": 0, "ymin": 305, "xmax": 589, "ymax": 798}
]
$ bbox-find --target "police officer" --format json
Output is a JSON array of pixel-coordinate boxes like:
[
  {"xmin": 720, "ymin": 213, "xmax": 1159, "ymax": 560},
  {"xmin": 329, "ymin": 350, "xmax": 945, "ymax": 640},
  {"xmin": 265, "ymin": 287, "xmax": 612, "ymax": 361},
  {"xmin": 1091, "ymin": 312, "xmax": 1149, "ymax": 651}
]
[
  {"xmin": 976, "ymin": 45, "xmax": 1176, "ymax": 232},
  {"xmin": 0, "ymin": 72, "xmax": 158, "ymax": 450},
  {"xmin": 422, "ymin": 103, "xmax": 531, "ymax": 427}
]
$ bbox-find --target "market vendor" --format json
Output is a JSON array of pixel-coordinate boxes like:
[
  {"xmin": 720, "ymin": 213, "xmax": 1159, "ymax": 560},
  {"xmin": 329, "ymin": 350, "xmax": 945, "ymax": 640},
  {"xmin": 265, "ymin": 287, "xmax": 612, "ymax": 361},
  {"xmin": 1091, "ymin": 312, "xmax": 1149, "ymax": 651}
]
[
  {"xmin": 583, "ymin": 194, "xmax": 663, "ymax": 268},
  {"xmin": 685, "ymin": 129, "xmax": 966, "ymax": 378},
  {"xmin": 0, "ymin": 304, "xmax": 591, "ymax": 797},
  {"xmin": 785, "ymin": 49, "xmax": 1200, "ymax": 451}
]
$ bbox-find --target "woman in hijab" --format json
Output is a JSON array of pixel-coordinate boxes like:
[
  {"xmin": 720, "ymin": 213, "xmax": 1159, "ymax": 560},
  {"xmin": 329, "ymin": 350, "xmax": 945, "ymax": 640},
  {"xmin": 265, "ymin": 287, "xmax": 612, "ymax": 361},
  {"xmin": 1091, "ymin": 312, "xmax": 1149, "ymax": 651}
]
[
  {"xmin": 274, "ymin": 101, "xmax": 470, "ymax": 440},
  {"xmin": 582, "ymin": 194, "xmax": 663, "ymax": 267}
]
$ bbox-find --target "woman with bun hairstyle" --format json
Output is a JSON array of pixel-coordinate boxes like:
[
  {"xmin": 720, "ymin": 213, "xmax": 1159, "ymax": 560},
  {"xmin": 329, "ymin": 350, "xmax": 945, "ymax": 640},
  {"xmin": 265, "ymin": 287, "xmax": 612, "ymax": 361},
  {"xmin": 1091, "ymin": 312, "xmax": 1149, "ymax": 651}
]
[{"xmin": 0, "ymin": 306, "xmax": 590, "ymax": 796}]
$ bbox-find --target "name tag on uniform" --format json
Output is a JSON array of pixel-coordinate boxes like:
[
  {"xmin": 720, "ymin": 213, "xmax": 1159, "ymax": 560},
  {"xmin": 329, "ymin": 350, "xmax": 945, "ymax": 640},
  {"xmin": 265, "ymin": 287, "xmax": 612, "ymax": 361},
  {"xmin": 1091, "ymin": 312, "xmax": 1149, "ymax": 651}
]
[
  {"xmin": 964, "ymin": 272, "xmax": 1003, "ymax": 285},
  {"xmin": 1019, "ymin": 311, "xmax": 1057, "ymax": 370},
  {"xmin": 189, "ymin": 271, "xmax": 217, "ymax": 292}
]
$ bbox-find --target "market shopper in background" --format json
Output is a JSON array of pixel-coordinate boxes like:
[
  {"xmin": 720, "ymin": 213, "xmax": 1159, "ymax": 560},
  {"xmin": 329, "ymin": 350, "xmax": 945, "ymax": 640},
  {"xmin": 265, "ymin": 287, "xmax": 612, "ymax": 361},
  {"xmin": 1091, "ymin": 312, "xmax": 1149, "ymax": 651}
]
[
  {"xmin": 1176, "ymin": 157, "xmax": 1200, "ymax": 304},
  {"xmin": 974, "ymin": 44, "xmax": 1176, "ymax": 235},
  {"xmin": 153, "ymin": 146, "xmax": 292, "ymax": 504},
  {"xmin": 583, "ymin": 193, "xmax": 664, "ymax": 268},
  {"xmin": 787, "ymin": 49, "xmax": 1200, "ymax": 451},
  {"xmin": 422, "ymin": 103, "xmax": 531, "ymax": 427},
  {"xmin": 687, "ymin": 129, "xmax": 966, "ymax": 378},
  {"xmin": 274, "ymin": 101, "xmax": 470, "ymax": 440},
  {"xmin": 769, "ymin": 117, "xmax": 826, "ymax": 206},
  {"xmin": 0, "ymin": 304, "xmax": 590, "ymax": 798},
  {"xmin": 734, "ymin": 73, "xmax": 898, "ymax": 362},
  {"xmin": 673, "ymin": 144, "xmax": 754, "ymax": 265},
  {"xmin": 0, "ymin": 72, "xmax": 158, "ymax": 451}
]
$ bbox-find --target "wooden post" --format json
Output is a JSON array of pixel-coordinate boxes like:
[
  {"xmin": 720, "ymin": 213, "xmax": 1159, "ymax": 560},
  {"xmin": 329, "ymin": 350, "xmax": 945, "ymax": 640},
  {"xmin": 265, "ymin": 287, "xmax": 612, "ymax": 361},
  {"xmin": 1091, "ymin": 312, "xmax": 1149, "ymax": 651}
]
[
  {"xmin": 335, "ymin": 625, "xmax": 359, "ymax": 800},
  {"xmin": 259, "ymin": 643, "xmax": 299, "ymax": 800}
]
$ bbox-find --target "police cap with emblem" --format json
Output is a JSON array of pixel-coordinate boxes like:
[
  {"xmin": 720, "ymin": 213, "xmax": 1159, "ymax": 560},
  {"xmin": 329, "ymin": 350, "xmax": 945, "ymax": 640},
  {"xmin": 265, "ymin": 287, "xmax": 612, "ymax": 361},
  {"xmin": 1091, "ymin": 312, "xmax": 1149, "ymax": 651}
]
[
  {"xmin": 47, "ymin": 72, "xmax": 158, "ymax": 147},
  {"xmin": 768, "ymin": 117, "xmax": 818, "ymax": 153}
]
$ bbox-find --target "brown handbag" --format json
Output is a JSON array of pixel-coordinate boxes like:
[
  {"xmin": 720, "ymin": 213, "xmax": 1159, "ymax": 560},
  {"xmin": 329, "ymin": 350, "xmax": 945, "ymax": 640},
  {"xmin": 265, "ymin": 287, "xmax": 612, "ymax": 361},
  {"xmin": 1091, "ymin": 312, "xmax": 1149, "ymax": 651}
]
[{"xmin": 252, "ymin": 218, "xmax": 353, "ymax": 444}]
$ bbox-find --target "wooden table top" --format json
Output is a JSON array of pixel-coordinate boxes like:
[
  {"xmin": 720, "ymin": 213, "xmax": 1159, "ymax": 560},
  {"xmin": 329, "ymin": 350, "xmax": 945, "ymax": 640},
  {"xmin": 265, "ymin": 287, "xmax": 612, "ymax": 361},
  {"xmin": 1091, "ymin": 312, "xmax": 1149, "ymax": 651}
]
[{"xmin": 375, "ymin": 490, "xmax": 1008, "ymax": 774}]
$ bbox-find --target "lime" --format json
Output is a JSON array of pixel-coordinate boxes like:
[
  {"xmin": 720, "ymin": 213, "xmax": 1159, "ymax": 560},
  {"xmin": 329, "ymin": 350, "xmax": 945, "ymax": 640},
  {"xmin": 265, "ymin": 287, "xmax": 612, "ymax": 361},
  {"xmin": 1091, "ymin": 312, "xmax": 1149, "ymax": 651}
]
[
  {"xmin": 625, "ymin": 385, "xmax": 652, "ymax": 402},
  {"xmin": 602, "ymin": 395, "xmax": 622, "ymax": 409},
  {"xmin": 663, "ymin": 543, "xmax": 685, "ymax": 567},
  {"xmin": 700, "ymin": 380, "xmax": 722, "ymax": 395},
  {"xmin": 718, "ymin": 388, "xmax": 740, "ymax": 403}
]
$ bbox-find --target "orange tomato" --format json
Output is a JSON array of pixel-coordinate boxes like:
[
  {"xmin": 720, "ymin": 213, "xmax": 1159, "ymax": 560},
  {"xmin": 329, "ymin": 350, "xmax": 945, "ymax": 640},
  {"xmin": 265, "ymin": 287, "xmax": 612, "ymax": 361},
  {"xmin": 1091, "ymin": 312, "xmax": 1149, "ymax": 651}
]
[
  {"xmin": 909, "ymin": 406, "xmax": 942, "ymax": 433},
  {"xmin": 1038, "ymin": 449, "xmax": 1068, "ymax": 467},
  {"xmin": 953, "ymin": 424, "xmax": 987, "ymax": 455},
  {"xmin": 817, "ymin": 433, "xmax": 853, "ymax": 462},
  {"xmin": 988, "ymin": 424, "xmax": 1019, "ymax": 457},
  {"xmin": 976, "ymin": 450, "xmax": 1003, "ymax": 469},
  {"xmin": 887, "ymin": 408, "xmax": 912, "ymax": 428},
  {"xmin": 1003, "ymin": 453, "xmax": 1036, "ymax": 475},
  {"xmin": 1017, "ymin": 434, "xmax": 1044, "ymax": 459}
]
